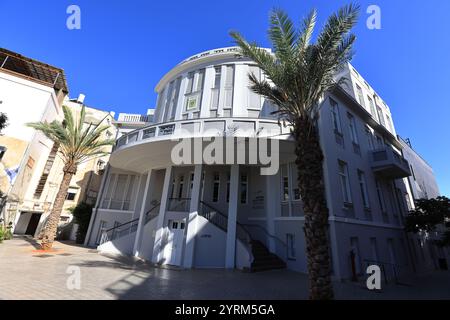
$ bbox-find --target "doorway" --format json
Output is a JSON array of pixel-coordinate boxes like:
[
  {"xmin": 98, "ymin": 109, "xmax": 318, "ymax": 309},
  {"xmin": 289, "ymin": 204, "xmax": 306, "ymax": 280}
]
[
  {"xmin": 163, "ymin": 219, "xmax": 186, "ymax": 266},
  {"xmin": 25, "ymin": 213, "xmax": 41, "ymax": 236}
]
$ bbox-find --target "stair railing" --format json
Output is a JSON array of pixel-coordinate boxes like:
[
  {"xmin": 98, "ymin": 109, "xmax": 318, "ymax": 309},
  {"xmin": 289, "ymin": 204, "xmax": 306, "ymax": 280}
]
[
  {"xmin": 241, "ymin": 223, "xmax": 287, "ymax": 248},
  {"xmin": 99, "ymin": 201, "xmax": 160, "ymax": 245},
  {"xmin": 198, "ymin": 200, "xmax": 252, "ymax": 245}
]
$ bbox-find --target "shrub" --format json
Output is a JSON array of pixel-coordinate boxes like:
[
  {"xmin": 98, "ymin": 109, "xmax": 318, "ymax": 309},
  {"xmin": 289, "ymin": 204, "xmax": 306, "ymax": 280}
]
[{"xmin": 71, "ymin": 202, "xmax": 93, "ymax": 244}]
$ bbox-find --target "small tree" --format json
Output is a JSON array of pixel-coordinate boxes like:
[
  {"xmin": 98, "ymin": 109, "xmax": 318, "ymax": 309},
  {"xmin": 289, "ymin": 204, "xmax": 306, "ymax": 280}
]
[
  {"xmin": 27, "ymin": 105, "xmax": 114, "ymax": 250},
  {"xmin": 405, "ymin": 196, "xmax": 450, "ymax": 247},
  {"xmin": 71, "ymin": 202, "xmax": 93, "ymax": 244}
]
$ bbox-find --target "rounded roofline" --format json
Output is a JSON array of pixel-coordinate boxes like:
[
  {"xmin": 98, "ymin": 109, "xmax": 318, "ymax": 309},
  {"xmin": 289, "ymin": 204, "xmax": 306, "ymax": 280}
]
[{"xmin": 154, "ymin": 46, "xmax": 271, "ymax": 92}]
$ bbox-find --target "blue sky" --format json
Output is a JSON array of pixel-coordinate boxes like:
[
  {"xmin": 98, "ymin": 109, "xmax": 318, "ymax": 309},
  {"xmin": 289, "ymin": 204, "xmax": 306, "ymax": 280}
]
[{"xmin": 0, "ymin": 0, "xmax": 449, "ymax": 196}]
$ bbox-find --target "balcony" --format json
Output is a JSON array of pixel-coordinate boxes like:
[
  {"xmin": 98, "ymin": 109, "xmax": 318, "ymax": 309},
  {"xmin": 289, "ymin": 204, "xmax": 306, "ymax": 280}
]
[
  {"xmin": 370, "ymin": 148, "xmax": 411, "ymax": 179},
  {"xmin": 114, "ymin": 117, "xmax": 291, "ymax": 151},
  {"xmin": 109, "ymin": 117, "xmax": 294, "ymax": 173}
]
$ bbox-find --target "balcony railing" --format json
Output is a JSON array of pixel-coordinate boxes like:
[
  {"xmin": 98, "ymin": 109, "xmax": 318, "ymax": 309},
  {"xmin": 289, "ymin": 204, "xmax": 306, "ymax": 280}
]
[
  {"xmin": 114, "ymin": 117, "xmax": 290, "ymax": 151},
  {"xmin": 117, "ymin": 113, "xmax": 153, "ymax": 123},
  {"xmin": 370, "ymin": 148, "xmax": 411, "ymax": 179}
]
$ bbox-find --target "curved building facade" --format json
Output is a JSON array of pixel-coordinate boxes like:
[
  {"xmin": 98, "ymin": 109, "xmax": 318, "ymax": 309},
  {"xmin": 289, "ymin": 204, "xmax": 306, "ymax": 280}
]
[{"xmin": 85, "ymin": 47, "xmax": 445, "ymax": 279}]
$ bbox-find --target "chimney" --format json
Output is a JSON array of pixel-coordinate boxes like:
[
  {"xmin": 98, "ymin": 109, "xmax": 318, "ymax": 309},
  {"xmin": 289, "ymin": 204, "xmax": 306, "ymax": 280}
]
[{"xmin": 77, "ymin": 93, "xmax": 86, "ymax": 104}]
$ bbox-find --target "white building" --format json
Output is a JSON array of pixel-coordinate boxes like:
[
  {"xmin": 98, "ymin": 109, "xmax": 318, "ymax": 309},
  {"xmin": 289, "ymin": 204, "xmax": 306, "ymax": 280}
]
[
  {"xmin": 0, "ymin": 48, "xmax": 67, "ymax": 237},
  {"xmin": 85, "ymin": 47, "xmax": 445, "ymax": 279}
]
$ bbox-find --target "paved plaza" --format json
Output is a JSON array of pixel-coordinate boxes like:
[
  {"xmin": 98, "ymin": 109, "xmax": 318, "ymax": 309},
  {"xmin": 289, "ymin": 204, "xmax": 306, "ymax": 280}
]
[{"xmin": 0, "ymin": 237, "xmax": 449, "ymax": 300}]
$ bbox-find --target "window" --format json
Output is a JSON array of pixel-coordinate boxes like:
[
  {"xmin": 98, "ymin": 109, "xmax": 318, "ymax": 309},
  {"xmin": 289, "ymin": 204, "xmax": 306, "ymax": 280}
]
[
  {"xmin": 101, "ymin": 173, "xmax": 137, "ymax": 210},
  {"xmin": 367, "ymin": 96, "xmax": 376, "ymax": 117},
  {"xmin": 350, "ymin": 237, "xmax": 361, "ymax": 274},
  {"xmin": 66, "ymin": 188, "xmax": 78, "ymax": 201},
  {"xmin": 281, "ymin": 165, "xmax": 289, "ymax": 202},
  {"xmin": 338, "ymin": 161, "xmax": 352, "ymax": 205},
  {"xmin": 376, "ymin": 105, "xmax": 385, "ymax": 127},
  {"xmin": 212, "ymin": 172, "xmax": 220, "ymax": 202},
  {"xmin": 287, "ymin": 233, "xmax": 296, "ymax": 260},
  {"xmin": 347, "ymin": 113, "xmax": 359, "ymax": 144},
  {"xmin": 355, "ymin": 84, "xmax": 365, "ymax": 107},
  {"xmin": 330, "ymin": 98, "xmax": 342, "ymax": 133},
  {"xmin": 97, "ymin": 160, "xmax": 106, "ymax": 173},
  {"xmin": 365, "ymin": 127, "xmax": 374, "ymax": 150},
  {"xmin": 166, "ymin": 77, "xmax": 182, "ymax": 121},
  {"xmin": 370, "ymin": 237, "xmax": 379, "ymax": 262},
  {"xmin": 387, "ymin": 238, "xmax": 397, "ymax": 264},
  {"xmin": 211, "ymin": 66, "xmax": 221, "ymax": 110},
  {"xmin": 240, "ymin": 173, "xmax": 248, "ymax": 204},
  {"xmin": 385, "ymin": 115, "xmax": 394, "ymax": 133},
  {"xmin": 185, "ymin": 72, "xmax": 194, "ymax": 94},
  {"xmin": 375, "ymin": 135, "xmax": 384, "ymax": 148},
  {"xmin": 279, "ymin": 163, "xmax": 303, "ymax": 217},
  {"xmin": 357, "ymin": 170, "xmax": 370, "ymax": 208},
  {"xmin": 110, "ymin": 174, "xmax": 128, "ymax": 209},
  {"xmin": 123, "ymin": 175, "xmax": 136, "ymax": 210},
  {"xmin": 248, "ymin": 65, "xmax": 261, "ymax": 109},
  {"xmin": 177, "ymin": 175, "xmax": 184, "ymax": 199},
  {"xmin": 188, "ymin": 172, "xmax": 194, "ymax": 198},
  {"xmin": 375, "ymin": 179, "xmax": 386, "ymax": 213},
  {"xmin": 185, "ymin": 69, "xmax": 205, "ymax": 112},
  {"xmin": 224, "ymin": 65, "xmax": 234, "ymax": 108}
]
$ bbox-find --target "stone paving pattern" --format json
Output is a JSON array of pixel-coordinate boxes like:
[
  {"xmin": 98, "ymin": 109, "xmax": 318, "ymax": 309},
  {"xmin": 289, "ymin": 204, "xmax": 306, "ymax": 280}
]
[{"xmin": 1, "ymin": 237, "xmax": 449, "ymax": 300}]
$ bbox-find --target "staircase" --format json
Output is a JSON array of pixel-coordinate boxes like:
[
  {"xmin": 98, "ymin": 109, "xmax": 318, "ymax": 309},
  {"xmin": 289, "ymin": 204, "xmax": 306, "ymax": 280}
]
[
  {"xmin": 250, "ymin": 240, "xmax": 286, "ymax": 272},
  {"xmin": 199, "ymin": 201, "xmax": 286, "ymax": 272},
  {"xmin": 99, "ymin": 201, "xmax": 160, "ymax": 245}
]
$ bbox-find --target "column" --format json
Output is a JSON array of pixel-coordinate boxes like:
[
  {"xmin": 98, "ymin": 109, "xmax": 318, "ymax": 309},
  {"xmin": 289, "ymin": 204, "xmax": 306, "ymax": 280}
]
[
  {"xmin": 183, "ymin": 164, "xmax": 203, "ymax": 268},
  {"xmin": 265, "ymin": 172, "xmax": 278, "ymax": 252},
  {"xmin": 132, "ymin": 170, "xmax": 152, "ymax": 257},
  {"xmin": 225, "ymin": 164, "xmax": 239, "ymax": 268},
  {"xmin": 151, "ymin": 166, "xmax": 173, "ymax": 264}
]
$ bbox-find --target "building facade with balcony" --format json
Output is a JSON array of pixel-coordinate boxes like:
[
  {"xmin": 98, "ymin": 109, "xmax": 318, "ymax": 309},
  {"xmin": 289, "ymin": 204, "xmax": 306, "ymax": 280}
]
[{"xmin": 85, "ymin": 47, "xmax": 442, "ymax": 279}]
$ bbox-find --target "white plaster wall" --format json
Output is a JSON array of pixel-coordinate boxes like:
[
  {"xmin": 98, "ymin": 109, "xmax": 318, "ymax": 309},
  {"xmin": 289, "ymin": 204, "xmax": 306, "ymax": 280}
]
[
  {"xmin": 194, "ymin": 215, "xmax": 226, "ymax": 268},
  {"xmin": 0, "ymin": 71, "xmax": 58, "ymax": 142}
]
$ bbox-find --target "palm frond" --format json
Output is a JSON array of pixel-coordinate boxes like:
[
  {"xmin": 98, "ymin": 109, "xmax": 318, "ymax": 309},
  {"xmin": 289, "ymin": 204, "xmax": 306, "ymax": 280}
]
[
  {"xmin": 268, "ymin": 8, "xmax": 297, "ymax": 61},
  {"xmin": 27, "ymin": 105, "xmax": 115, "ymax": 172}
]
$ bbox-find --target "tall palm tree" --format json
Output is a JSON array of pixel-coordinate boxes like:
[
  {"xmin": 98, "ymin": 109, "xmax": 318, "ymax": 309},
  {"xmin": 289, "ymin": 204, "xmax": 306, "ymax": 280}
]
[
  {"xmin": 27, "ymin": 105, "xmax": 114, "ymax": 250},
  {"xmin": 231, "ymin": 3, "xmax": 359, "ymax": 299}
]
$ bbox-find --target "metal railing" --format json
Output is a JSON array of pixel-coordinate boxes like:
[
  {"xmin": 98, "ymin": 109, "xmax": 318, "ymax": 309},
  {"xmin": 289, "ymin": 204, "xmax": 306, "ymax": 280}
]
[
  {"xmin": 99, "ymin": 202, "xmax": 160, "ymax": 245},
  {"xmin": 198, "ymin": 200, "xmax": 252, "ymax": 245},
  {"xmin": 167, "ymin": 197, "xmax": 191, "ymax": 212},
  {"xmin": 113, "ymin": 117, "xmax": 288, "ymax": 151},
  {"xmin": 241, "ymin": 223, "xmax": 287, "ymax": 249}
]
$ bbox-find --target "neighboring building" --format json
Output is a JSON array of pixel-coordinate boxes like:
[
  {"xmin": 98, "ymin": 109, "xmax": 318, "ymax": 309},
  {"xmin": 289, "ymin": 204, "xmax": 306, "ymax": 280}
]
[
  {"xmin": 85, "ymin": 46, "xmax": 444, "ymax": 279},
  {"xmin": 0, "ymin": 48, "xmax": 68, "ymax": 236},
  {"xmin": 399, "ymin": 137, "xmax": 448, "ymax": 272},
  {"xmin": 0, "ymin": 48, "xmax": 116, "ymax": 239},
  {"xmin": 115, "ymin": 109, "xmax": 155, "ymax": 138}
]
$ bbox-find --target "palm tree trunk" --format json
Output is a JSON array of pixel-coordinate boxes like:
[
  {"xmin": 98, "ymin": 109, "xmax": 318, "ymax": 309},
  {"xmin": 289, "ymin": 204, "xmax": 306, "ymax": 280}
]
[
  {"xmin": 293, "ymin": 116, "xmax": 334, "ymax": 300},
  {"xmin": 40, "ymin": 167, "xmax": 75, "ymax": 250}
]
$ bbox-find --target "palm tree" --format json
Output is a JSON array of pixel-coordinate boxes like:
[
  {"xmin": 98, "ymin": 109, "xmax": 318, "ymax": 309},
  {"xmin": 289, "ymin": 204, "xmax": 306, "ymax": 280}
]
[
  {"xmin": 27, "ymin": 105, "xmax": 114, "ymax": 250},
  {"xmin": 231, "ymin": 3, "xmax": 359, "ymax": 299}
]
